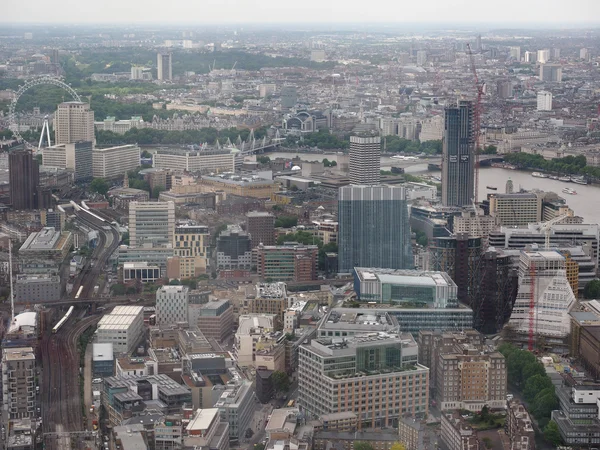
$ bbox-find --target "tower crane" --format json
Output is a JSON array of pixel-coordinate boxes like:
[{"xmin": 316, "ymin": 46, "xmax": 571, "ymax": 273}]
[
  {"xmin": 466, "ymin": 44, "xmax": 484, "ymax": 203},
  {"xmin": 538, "ymin": 212, "xmax": 573, "ymax": 250}
]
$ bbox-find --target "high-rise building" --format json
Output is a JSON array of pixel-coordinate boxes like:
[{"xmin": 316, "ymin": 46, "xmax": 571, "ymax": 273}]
[
  {"xmin": 349, "ymin": 134, "xmax": 381, "ymax": 185},
  {"xmin": 216, "ymin": 226, "xmax": 252, "ymax": 270},
  {"xmin": 442, "ymin": 101, "xmax": 475, "ymax": 207},
  {"xmin": 129, "ymin": 201, "xmax": 175, "ymax": 248},
  {"xmin": 280, "ymin": 85, "xmax": 297, "ymax": 109},
  {"xmin": 539, "ymin": 64, "xmax": 563, "ymax": 82},
  {"xmin": 507, "ymin": 250, "xmax": 576, "ymax": 349},
  {"xmin": 1, "ymin": 347, "xmax": 36, "ymax": 419},
  {"xmin": 416, "ymin": 50, "xmax": 427, "ymax": 66},
  {"xmin": 173, "ymin": 223, "xmax": 210, "ymax": 278},
  {"xmin": 195, "ymin": 299, "xmax": 234, "ymax": 344},
  {"xmin": 524, "ymin": 51, "xmax": 537, "ymax": 64},
  {"xmin": 488, "ymin": 193, "xmax": 543, "ymax": 226},
  {"xmin": 338, "ymin": 185, "xmax": 412, "ymax": 273},
  {"xmin": 580, "ymin": 48, "xmax": 590, "ymax": 61},
  {"xmin": 537, "ymin": 49, "xmax": 550, "ymax": 64},
  {"xmin": 156, "ymin": 285, "xmax": 189, "ymax": 326},
  {"xmin": 298, "ymin": 332, "xmax": 429, "ymax": 428},
  {"xmin": 157, "ymin": 52, "xmax": 173, "ymax": 81},
  {"xmin": 551, "ymin": 48, "xmax": 561, "ymax": 60},
  {"xmin": 54, "ymin": 101, "xmax": 94, "ymax": 145},
  {"xmin": 509, "ymin": 46, "xmax": 521, "ymax": 61},
  {"xmin": 537, "ymin": 91, "xmax": 553, "ymax": 111},
  {"xmin": 9, "ymin": 150, "xmax": 42, "ymax": 210},
  {"xmin": 43, "ymin": 141, "xmax": 93, "ymax": 180},
  {"xmin": 246, "ymin": 211, "xmax": 275, "ymax": 247}
]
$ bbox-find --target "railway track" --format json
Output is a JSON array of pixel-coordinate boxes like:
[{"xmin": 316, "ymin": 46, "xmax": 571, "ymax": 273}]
[{"xmin": 41, "ymin": 312, "xmax": 101, "ymax": 448}]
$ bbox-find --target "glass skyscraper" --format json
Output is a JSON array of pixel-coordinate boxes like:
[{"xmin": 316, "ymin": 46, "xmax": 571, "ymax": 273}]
[
  {"xmin": 442, "ymin": 100, "xmax": 475, "ymax": 207},
  {"xmin": 338, "ymin": 185, "xmax": 413, "ymax": 273}
]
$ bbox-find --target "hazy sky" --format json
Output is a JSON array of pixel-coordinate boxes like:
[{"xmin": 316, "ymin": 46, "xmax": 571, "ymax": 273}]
[{"xmin": 3, "ymin": 0, "xmax": 600, "ymax": 25}]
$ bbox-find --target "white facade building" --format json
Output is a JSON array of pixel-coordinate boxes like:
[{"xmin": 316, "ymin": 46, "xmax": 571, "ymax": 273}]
[
  {"xmin": 156, "ymin": 285, "xmax": 190, "ymax": 326},
  {"xmin": 508, "ymin": 251, "xmax": 576, "ymax": 339},
  {"xmin": 129, "ymin": 201, "xmax": 175, "ymax": 248},
  {"xmin": 537, "ymin": 91, "xmax": 553, "ymax": 111},
  {"xmin": 537, "ymin": 49, "xmax": 550, "ymax": 64},
  {"xmin": 234, "ymin": 314, "xmax": 277, "ymax": 367},
  {"xmin": 153, "ymin": 149, "xmax": 235, "ymax": 174},
  {"xmin": 93, "ymin": 145, "xmax": 141, "ymax": 178},
  {"xmin": 54, "ymin": 101, "xmax": 95, "ymax": 145},
  {"xmin": 95, "ymin": 305, "xmax": 144, "ymax": 354}
]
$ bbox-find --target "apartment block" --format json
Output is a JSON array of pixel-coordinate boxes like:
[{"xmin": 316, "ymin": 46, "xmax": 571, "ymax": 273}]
[
  {"xmin": 441, "ymin": 411, "xmax": 481, "ymax": 450},
  {"xmin": 1, "ymin": 347, "xmax": 36, "ymax": 420},
  {"xmin": 506, "ymin": 400, "xmax": 535, "ymax": 450},
  {"xmin": 173, "ymin": 222, "xmax": 210, "ymax": 278}
]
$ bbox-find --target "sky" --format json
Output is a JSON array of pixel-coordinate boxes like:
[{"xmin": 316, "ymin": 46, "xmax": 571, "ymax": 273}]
[{"xmin": 2, "ymin": 0, "xmax": 600, "ymax": 25}]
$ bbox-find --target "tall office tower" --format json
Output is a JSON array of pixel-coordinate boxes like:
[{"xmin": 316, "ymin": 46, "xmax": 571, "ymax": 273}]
[
  {"xmin": 2, "ymin": 347, "xmax": 36, "ymax": 419},
  {"xmin": 537, "ymin": 49, "xmax": 550, "ymax": 64},
  {"xmin": 551, "ymin": 48, "xmax": 561, "ymax": 60},
  {"xmin": 416, "ymin": 50, "xmax": 427, "ymax": 66},
  {"xmin": 246, "ymin": 211, "xmax": 275, "ymax": 247},
  {"xmin": 475, "ymin": 34, "xmax": 482, "ymax": 51},
  {"xmin": 580, "ymin": 48, "xmax": 590, "ymax": 61},
  {"xmin": 349, "ymin": 134, "xmax": 381, "ymax": 185},
  {"xmin": 9, "ymin": 150, "xmax": 40, "ymax": 210},
  {"xmin": 129, "ymin": 201, "xmax": 175, "ymax": 248},
  {"xmin": 338, "ymin": 185, "xmax": 412, "ymax": 273},
  {"xmin": 537, "ymin": 91, "xmax": 553, "ymax": 111},
  {"xmin": 507, "ymin": 250, "xmax": 576, "ymax": 349},
  {"xmin": 430, "ymin": 234, "xmax": 484, "ymax": 327},
  {"xmin": 539, "ymin": 64, "xmax": 563, "ymax": 82},
  {"xmin": 157, "ymin": 52, "xmax": 173, "ymax": 81},
  {"xmin": 524, "ymin": 51, "xmax": 537, "ymax": 63},
  {"xmin": 509, "ymin": 46, "xmax": 521, "ymax": 61},
  {"xmin": 441, "ymin": 100, "xmax": 475, "ymax": 207},
  {"xmin": 54, "ymin": 101, "xmax": 95, "ymax": 145}
]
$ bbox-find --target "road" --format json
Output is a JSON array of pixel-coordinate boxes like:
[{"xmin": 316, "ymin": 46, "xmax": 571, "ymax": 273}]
[{"xmin": 40, "ymin": 311, "xmax": 101, "ymax": 449}]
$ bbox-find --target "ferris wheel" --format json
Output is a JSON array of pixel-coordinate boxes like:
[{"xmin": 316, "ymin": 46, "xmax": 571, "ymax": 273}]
[{"xmin": 9, "ymin": 76, "xmax": 81, "ymax": 149}]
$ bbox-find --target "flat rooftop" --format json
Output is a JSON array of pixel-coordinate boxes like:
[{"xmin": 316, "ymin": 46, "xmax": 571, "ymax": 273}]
[
  {"xmin": 3, "ymin": 347, "xmax": 35, "ymax": 361},
  {"xmin": 354, "ymin": 267, "xmax": 456, "ymax": 288},
  {"xmin": 20, "ymin": 227, "xmax": 62, "ymax": 251},
  {"xmin": 187, "ymin": 408, "xmax": 219, "ymax": 431}
]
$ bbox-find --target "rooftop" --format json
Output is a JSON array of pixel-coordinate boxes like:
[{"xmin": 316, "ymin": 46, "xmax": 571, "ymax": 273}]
[
  {"xmin": 2, "ymin": 347, "xmax": 35, "ymax": 361},
  {"xmin": 354, "ymin": 267, "xmax": 457, "ymax": 288},
  {"xmin": 20, "ymin": 227, "xmax": 65, "ymax": 251},
  {"xmin": 187, "ymin": 408, "xmax": 219, "ymax": 431},
  {"xmin": 92, "ymin": 343, "xmax": 114, "ymax": 361},
  {"xmin": 111, "ymin": 305, "xmax": 144, "ymax": 316},
  {"xmin": 237, "ymin": 314, "xmax": 277, "ymax": 335},
  {"xmin": 257, "ymin": 282, "xmax": 287, "ymax": 299},
  {"xmin": 7, "ymin": 312, "xmax": 37, "ymax": 334}
]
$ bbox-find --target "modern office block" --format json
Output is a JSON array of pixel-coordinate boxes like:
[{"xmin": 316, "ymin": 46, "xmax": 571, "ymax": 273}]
[
  {"xmin": 246, "ymin": 211, "xmax": 275, "ymax": 247},
  {"xmin": 216, "ymin": 226, "xmax": 252, "ymax": 270},
  {"xmin": 43, "ymin": 141, "xmax": 93, "ymax": 180},
  {"xmin": 95, "ymin": 305, "xmax": 144, "ymax": 354},
  {"xmin": 157, "ymin": 52, "xmax": 173, "ymax": 81},
  {"xmin": 54, "ymin": 101, "xmax": 94, "ymax": 145},
  {"xmin": 442, "ymin": 100, "xmax": 475, "ymax": 207},
  {"xmin": 348, "ymin": 134, "xmax": 381, "ymax": 185},
  {"xmin": 537, "ymin": 91, "xmax": 553, "ymax": 111},
  {"xmin": 129, "ymin": 201, "xmax": 175, "ymax": 248},
  {"xmin": 488, "ymin": 193, "xmax": 543, "ymax": 226},
  {"xmin": 256, "ymin": 243, "xmax": 318, "ymax": 282},
  {"xmin": 173, "ymin": 223, "xmax": 210, "ymax": 278},
  {"xmin": 338, "ymin": 185, "xmax": 412, "ymax": 273},
  {"xmin": 9, "ymin": 150, "xmax": 45, "ymax": 210},
  {"xmin": 156, "ymin": 285, "xmax": 190, "ymax": 326},
  {"xmin": 93, "ymin": 144, "xmax": 141, "ymax": 179}
]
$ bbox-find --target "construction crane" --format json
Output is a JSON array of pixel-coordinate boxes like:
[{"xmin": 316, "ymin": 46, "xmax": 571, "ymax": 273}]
[
  {"xmin": 538, "ymin": 212, "xmax": 573, "ymax": 250},
  {"xmin": 466, "ymin": 44, "xmax": 484, "ymax": 203},
  {"xmin": 529, "ymin": 262, "xmax": 536, "ymax": 352}
]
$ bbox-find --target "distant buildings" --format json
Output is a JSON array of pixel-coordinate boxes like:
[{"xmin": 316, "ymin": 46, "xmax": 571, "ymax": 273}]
[
  {"xmin": 348, "ymin": 134, "xmax": 381, "ymax": 185},
  {"xmin": 539, "ymin": 63, "xmax": 563, "ymax": 82},
  {"xmin": 298, "ymin": 332, "xmax": 429, "ymax": 428},
  {"xmin": 130, "ymin": 66, "xmax": 152, "ymax": 80},
  {"xmin": 152, "ymin": 148, "xmax": 235, "ymax": 174},
  {"xmin": 338, "ymin": 185, "xmax": 412, "ymax": 273},
  {"xmin": 129, "ymin": 201, "xmax": 175, "ymax": 248},
  {"xmin": 537, "ymin": 90, "xmax": 553, "ymax": 111},
  {"xmin": 256, "ymin": 243, "xmax": 318, "ymax": 282},
  {"xmin": 157, "ymin": 52, "xmax": 173, "ymax": 81},
  {"xmin": 442, "ymin": 100, "xmax": 475, "ymax": 207},
  {"xmin": 172, "ymin": 223, "xmax": 210, "ymax": 278},
  {"xmin": 54, "ymin": 101, "xmax": 95, "ymax": 145},
  {"xmin": 280, "ymin": 85, "xmax": 297, "ymax": 109},
  {"xmin": 195, "ymin": 299, "xmax": 234, "ymax": 344},
  {"xmin": 488, "ymin": 192, "xmax": 542, "ymax": 226}
]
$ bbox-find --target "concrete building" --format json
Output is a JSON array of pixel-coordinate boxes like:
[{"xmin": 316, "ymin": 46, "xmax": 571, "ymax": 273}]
[
  {"xmin": 509, "ymin": 46, "xmax": 521, "ymax": 61},
  {"xmin": 156, "ymin": 285, "xmax": 190, "ymax": 326},
  {"xmin": 280, "ymin": 85, "xmax": 297, "ymax": 109},
  {"xmin": 537, "ymin": 91, "xmax": 553, "ymax": 111},
  {"xmin": 298, "ymin": 332, "xmax": 429, "ymax": 428},
  {"xmin": 488, "ymin": 193, "xmax": 543, "ymax": 226},
  {"xmin": 441, "ymin": 411, "xmax": 480, "ymax": 450},
  {"xmin": 442, "ymin": 100, "xmax": 475, "ymax": 207},
  {"xmin": 43, "ymin": 141, "xmax": 94, "ymax": 180},
  {"xmin": 1, "ymin": 347, "xmax": 36, "ymax": 420},
  {"xmin": 216, "ymin": 226, "xmax": 252, "ymax": 270},
  {"xmin": 256, "ymin": 243, "xmax": 318, "ymax": 282},
  {"xmin": 196, "ymin": 300, "xmax": 234, "ymax": 344},
  {"xmin": 214, "ymin": 379, "xmax": 255, "ymax": 442},
  {"xmin": 153, "ymin": 149, "xmax": 235, "ymax": 174},
  {"xmin": 349, "ymin": 134, "xmax": 381, "ymax": 185},
  {"xmin": 92, "ymin": 343, "xmax": 115, "ymax": 377},
  {"xmin": 54, "ymin": 101, "xmax": 94, "ymax": 145},
  {"xmin": 185, "ymin": 408, "xmax": 230, "ymax": 450},
  {"xmin": 109, "ymin": 187, "xmax": 150, "ymax": 210},
  {"xmin": 246, "ymin": 211, "xmax": 275, "ymax": 248},
  {"xmin": 130, "ymin": 66, "xmax": 152, "ymax": 80},
  {"xmin": 338, "ymin": 185, "xmax": 412, "ymax": 273},
  {"xmin": 552, "ymin": 385, "xmax": 600, "ymax": 446},
  {"xmin": 313, "ymin": 430, "xmax": 398, "ymax": 450},
  {"xmin": 19, "ymin": 227, "xmax": 73, "ymax": 272},
  {"xmin": 14, "ymin": 274, "xmax": 61, "ymax": 304},
  {"xmin": 9, "ymin": 150, "xmax": 46, "ymax": 210},
  {"xmin": 453, "ymin": 209, "xmax": 499, "ymax": 239},
  {"xmin": 122, "ymin": 262, "xmax": 161, "ymax": 283},
  {"xmin": 157, "ymin": 52, "xmax": 173, "ymax": 81},
  {"xmin": 537, "ymin": 49, "xmax": 550, "ymax": 64},
  {"xmin": 173, "ymin": 223, "xmax": 210, "ymax": 278},
  {"xmin": 539, "ymin": 64, "xmax": 563, "ymax": 82},
  {"xmin": 234, "ymin": 314, "xmax": 278, "ymax": 367},
  {"xmin": 416, "ymin": 50, "xmax": 427, "ymax": 66},
  {"xmin": 129, "ymin": 201, "xmax": 175, "ymax": 248},
  {"xmin": 353, "ymin": 268, "xmax": 458, "ymax": 308},
  {"xmin": 95, "ymin": 305, "xmax": 144, "ymax": 354},
  {"xmin": 93, "ymin": 144, "xmax": 141, "ymax": 179},
  {"xmin": 507, "ymin": 251, "xmax": 576, "ymax": 350}
]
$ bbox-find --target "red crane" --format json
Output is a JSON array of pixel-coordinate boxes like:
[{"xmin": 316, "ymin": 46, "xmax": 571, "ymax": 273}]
[
  {"xmin": 528, "ymin": 263, "xmax": 536, "ymax": 352},
  {"xmin": 466, "ymin": 44, "xmax": 484, "ymax": 203}
]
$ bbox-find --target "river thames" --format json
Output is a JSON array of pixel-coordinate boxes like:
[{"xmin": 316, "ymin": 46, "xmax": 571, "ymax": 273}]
[{"xmin": 262, "ymin": 151, "xmax": 600, "ymax": 224}]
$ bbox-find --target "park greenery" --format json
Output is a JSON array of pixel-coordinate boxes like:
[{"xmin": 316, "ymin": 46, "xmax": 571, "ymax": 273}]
[
  {"xmin": 383, "ymin": 136, "xmax": 442, "ymax": 154},
  {"xmin": 583, "ymin": 279, "xmax": 600, "ymax": 299},
  {"xmin": 90, "ymin": 178, "xmax": 109, "ymax": 196},
  {"xmin": 271, "ymin": 371, "xmax": 291, "ymax": 394},
  {"xmin": 498, "ymin": 343, "xmax": 561, "ymax": 438},
  {"xmin": 285, "ymin": 130, "xmax": 350, "ymax": 150},
  {"xmin": 95, "ymin": 126, "xmax": 268, "ymax": 146},
  {"xmin": 322, "ymin": 158, "xmax": 337, "ymax": 167},
  {"xmin": 504, "ymin": 152, "xmax": 600, "ymax": 180},
  {"xmin": 274, "ymin": 216, "xmax": 298, "ymax": 228}
]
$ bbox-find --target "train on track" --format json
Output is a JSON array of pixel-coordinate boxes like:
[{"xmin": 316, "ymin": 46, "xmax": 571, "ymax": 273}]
[
  {"xmin": 74, "ymin": 286, "xmax": 84, "ymax": 299},
  {"xmin": 52, "ymin": 306, "xmax": 74, "ymax": 333}
]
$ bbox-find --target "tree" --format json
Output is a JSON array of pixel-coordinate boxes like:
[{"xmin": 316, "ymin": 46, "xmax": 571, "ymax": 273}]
[
  {"xmin": 111, "ymin": 284, "xmax": 126, "ymax": 295},
  {"xmin": 390, "ymin": 444, "xmax": 406, "ymax": 450},
  {"xmin": 121, "ymin": 232, "xmax": 130, "ymax": 245},
  {"xmin": 523, "ymin": 374, "xmax": 553, "ymax": 402},
  {"xmin": 271, "ymin": 371, "xmax": 290, "ymax": 393},
  {"xmin": 275, "ymin": 216, "xmax": 298, "ymax": 228},
  {"xmin": 257, "ymin": 156, "xmax": 271, "ymax": 165},
  {"xmin": 543, "ymin": 421, "xmax": 563, "ymax": 446},
  {"xmin": 584, "ymin": 279, "xmax": 600, "ymax": 299},
  {"xmin": 90, "ymin": 178, "xmax": 109, "ymax": 196},
  {"xmin": 254, "ymin": 444, "xmax": 265, "ymax": 450},
  {"xmin": 354, "ymin": 442, "xmax": 375, "ymax": 450},
  {"xmin": 152, "ymin": 185, "xmax": 166, "ymax": 199}
]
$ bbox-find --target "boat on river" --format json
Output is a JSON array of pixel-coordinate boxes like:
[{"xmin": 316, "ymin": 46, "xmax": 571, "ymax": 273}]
[
  {"xmin": 532, "ymin": 172, "xmax": 549, "ymax": 178},
  {"xmin": 562, "ymin": 188, "xmax": 577, "ymax": 195}
]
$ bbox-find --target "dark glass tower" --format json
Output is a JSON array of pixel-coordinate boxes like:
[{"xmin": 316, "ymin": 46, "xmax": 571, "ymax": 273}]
[
  {"xmin": 442, "ymin": 100, "xmax": 475, "ymax": 207},
  {"xmin": 338, "ymin": 185, "xmax": 413, "ymax": 273},
  {"xmin": 9, "ymin": 150, "xmax": 40, "ymax": 210}
]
